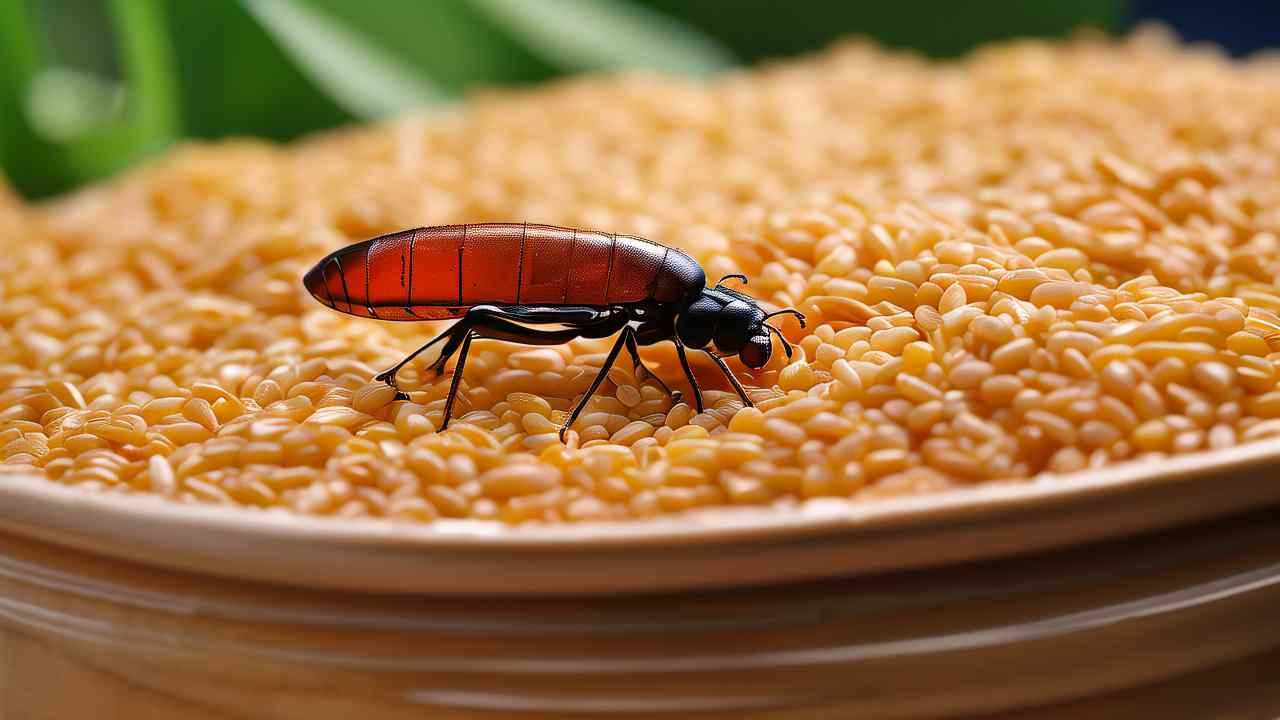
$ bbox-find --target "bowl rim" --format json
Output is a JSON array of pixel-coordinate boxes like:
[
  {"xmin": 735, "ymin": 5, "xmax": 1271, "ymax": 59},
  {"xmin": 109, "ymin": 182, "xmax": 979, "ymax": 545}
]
[{"xmin": 1, "ymin": 439, "xmax": 1278, "ymax": 593}]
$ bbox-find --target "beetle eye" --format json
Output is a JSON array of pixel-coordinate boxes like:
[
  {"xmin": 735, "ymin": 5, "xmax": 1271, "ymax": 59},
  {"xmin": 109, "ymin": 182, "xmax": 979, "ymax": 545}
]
[{"xmin": 739, "ymin": 335, "xmax": 772, "ymax": 368}]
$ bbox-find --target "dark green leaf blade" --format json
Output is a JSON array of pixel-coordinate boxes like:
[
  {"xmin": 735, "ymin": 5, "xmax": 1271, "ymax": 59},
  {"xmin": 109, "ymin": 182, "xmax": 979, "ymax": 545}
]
[
  {"xmin": 164, "ymin": 0, "xmax": 351, "ymax": 142},
  {"xmin": 469, "ymin": 0, "xmax": 736, "ymax": 75},
  {"xmin": 243, "ymin": 0, "xmax": 449, "ymax": 118}
]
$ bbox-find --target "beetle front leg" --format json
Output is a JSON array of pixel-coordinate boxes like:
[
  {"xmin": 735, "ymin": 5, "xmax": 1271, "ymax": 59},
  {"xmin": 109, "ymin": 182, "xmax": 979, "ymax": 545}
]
[{"xmin": 703, "ymin": 350, "xmax": 753, "ymax": 407}]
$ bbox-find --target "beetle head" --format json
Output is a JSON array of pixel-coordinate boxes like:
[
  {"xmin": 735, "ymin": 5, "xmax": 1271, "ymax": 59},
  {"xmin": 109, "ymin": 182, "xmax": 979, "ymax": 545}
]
[
  {"xmin": 675, "ymin": 284, "xmax": 805, "ymax": 369},
  {"xmin": 740, "ymin": 309, "xmax": 805, "ymax": 368}
]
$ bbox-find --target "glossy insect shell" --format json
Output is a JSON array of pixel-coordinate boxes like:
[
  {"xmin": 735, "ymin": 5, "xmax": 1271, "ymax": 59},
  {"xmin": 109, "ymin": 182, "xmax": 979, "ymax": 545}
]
[{"xmin": 303, "ymin": 223, "xmax": 706, "ymax": 320}]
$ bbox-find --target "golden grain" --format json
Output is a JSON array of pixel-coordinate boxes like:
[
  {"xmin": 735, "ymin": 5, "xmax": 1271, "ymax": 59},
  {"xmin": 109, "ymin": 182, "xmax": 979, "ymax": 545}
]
[
  {"xmin": 3, "ymin": 30, "xmax": 1280, "ymax": 521},
  {"xmin": 351, "ymin": 383, "xmax": 398, "ymax": 414}
]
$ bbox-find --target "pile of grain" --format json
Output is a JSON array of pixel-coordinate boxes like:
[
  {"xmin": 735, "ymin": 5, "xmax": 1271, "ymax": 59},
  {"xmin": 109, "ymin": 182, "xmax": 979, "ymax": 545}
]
[{"xmin": 4, "ymin": 28, "xmax": 1280, "ymax": 522}]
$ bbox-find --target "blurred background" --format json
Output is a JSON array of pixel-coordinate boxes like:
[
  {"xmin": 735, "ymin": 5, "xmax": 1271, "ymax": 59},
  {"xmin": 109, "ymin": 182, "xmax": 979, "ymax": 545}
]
[{"xmin": 0, "ymin": 0, "xmax": 1272, "ymax": 199}]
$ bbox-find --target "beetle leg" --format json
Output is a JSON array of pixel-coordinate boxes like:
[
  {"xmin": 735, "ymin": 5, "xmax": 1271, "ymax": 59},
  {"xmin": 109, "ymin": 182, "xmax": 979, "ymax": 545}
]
[
  {"xmin": 379, "ymin": 306, "xmax": 628, "ymax": 433},
  {"xmin": 623, "ymin": 332, "xmax": 680, "ymax": 403},
  {"xmin": 673, "ymin": 339, "xmax": 705, "ymax": 414},
  {"xmin": 471, "ymin": 320, "xmax": 612, "ymax": 346},
  {"xmin": 439, "ymin": 321, "xmax": 621, "ymax": 431},
  {"xmin": 560, "ymin": 329, "xmax": 631, "ymax": 442},
  {"xmin": 703, "ymin": 350, "xmax": 753, "ymax": 407},
  {"xmin": 427, "ymin": 306, "xmax": 622, "ymax": 374},
  {"xmin": 425, "ymin": 321, "xmax": 477, "ymax": 375},
  {"xmin": 374, "ymin": 321, "xmax": 462, "ymax": 398},
  {"xmin": 440, "ymin": 331, "xmax": 475, "ymax": 431}
]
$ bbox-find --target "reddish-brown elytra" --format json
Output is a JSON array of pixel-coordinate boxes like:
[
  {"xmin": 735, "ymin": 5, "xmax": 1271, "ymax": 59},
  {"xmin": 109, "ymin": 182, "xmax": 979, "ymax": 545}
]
[{"xmin": 304, "ymin": 223, "xmax": 805, "ymax": 440}]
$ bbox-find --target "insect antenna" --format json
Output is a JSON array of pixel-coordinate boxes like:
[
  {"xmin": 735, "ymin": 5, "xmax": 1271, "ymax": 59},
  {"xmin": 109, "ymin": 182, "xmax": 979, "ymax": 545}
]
[
  {"xmin": 764, "ymin": 308, "xmax": 807, "ymax": 328},
  {"xmin": 764, "ymin": 323, "xmax": 794, "ymax": 360},
  {"xmin": 714, "ymin": 273, "xmax": 748, "ymax": 289}
]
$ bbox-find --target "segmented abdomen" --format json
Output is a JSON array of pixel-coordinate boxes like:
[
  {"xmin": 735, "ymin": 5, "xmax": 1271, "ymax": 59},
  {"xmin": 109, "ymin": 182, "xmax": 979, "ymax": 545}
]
[{"xmin": 305, "ymin": 223, "xmax": 703, "ymax": 321}]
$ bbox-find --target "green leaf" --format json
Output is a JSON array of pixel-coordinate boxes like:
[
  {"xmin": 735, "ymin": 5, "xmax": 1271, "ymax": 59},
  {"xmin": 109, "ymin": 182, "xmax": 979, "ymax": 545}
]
[
  {"xmin": 0, "ymin": 0, "xmax": 58, "ymax": 194},
  {"xmin": 469, "ymin": 0, "xmax": 735, "ymax": 75},
  {"xmin": 0, "ymin": 1, "xmax": 40, "ymax": 87},
  {"xmin": 163, "ymin": 1, "xmax": 351, "ymax": 142},
  {"xmin": 243, "ymin": 0, "xmax": 449, "ymax": 118},
  {"xmin": 108, "ymin": 0, "xmax": 180, "ymax": 145},
  {"xmin": 0, "ymin": 0, "xmax": 179, "ymax": 197},
  {"xmin": 25, "ymin": 66, "xmax": 126, "ymax": 142},
  {"xmin": 238, "ymin": 0, "xmax": 732, "ymax": 126},
  {"xmin": 273, "ymin": 0, "xmax": 559, "ymax": 94},
  {"xmin": 47, "ymin": 0, "xmax": 180, "ymax": 181}
]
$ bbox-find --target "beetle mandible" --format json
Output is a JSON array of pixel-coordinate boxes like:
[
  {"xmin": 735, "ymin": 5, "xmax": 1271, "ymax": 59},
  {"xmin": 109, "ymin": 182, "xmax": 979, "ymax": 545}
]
[{"xmin": 303, "ymin": 223, "xmax": 805, "ymax": 440}]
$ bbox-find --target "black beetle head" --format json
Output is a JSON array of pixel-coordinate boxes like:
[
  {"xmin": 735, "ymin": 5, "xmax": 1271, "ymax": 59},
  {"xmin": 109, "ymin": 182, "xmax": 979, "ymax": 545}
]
[{"xmin": 676, "ymin": 285, "xmax": 807, "ymax": 370}]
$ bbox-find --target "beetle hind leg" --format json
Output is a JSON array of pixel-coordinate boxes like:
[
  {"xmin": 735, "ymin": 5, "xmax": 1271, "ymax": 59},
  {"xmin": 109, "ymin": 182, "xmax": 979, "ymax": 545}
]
[
  {"xmin": 424, "ymin": 306, "xmax": 619, "ymax": 376},
  {"xmin": 374, "ymin": 321, "xmax": 464, "ymax": 398},
  {"xmin": 425, "ymin": 325, "xmax": 470, "ymax": 375}
]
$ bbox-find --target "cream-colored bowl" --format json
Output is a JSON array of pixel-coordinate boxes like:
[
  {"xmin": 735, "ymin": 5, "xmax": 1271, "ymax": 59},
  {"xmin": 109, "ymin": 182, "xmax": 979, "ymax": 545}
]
[
  {"xmin": 3, "ymin": 441, "xmax": 1280, "ymax": 717},
  {"xmin": 1, "ymin": 505, "xmax": 1279, "ymax": 719}
]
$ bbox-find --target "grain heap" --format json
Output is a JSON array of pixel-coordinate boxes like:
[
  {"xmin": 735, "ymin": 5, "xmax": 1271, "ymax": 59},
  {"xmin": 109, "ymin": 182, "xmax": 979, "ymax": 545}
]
[{"xmin": 4, "ymin": 28, "xmax": 1280, "ymax": 522}]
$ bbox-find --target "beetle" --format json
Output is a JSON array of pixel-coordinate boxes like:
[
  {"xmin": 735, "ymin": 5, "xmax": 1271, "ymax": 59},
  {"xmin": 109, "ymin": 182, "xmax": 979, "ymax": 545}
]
[{"xmin": 303, "ymin": 223, "xmax": 805, "ymax": 440}]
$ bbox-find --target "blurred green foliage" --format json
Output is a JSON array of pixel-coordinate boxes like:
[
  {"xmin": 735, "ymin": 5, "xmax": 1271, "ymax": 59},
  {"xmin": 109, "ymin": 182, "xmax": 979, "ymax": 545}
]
[{"xmin": 0, "ymin": 0, "xmax": 1122, "ymax": 199}]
